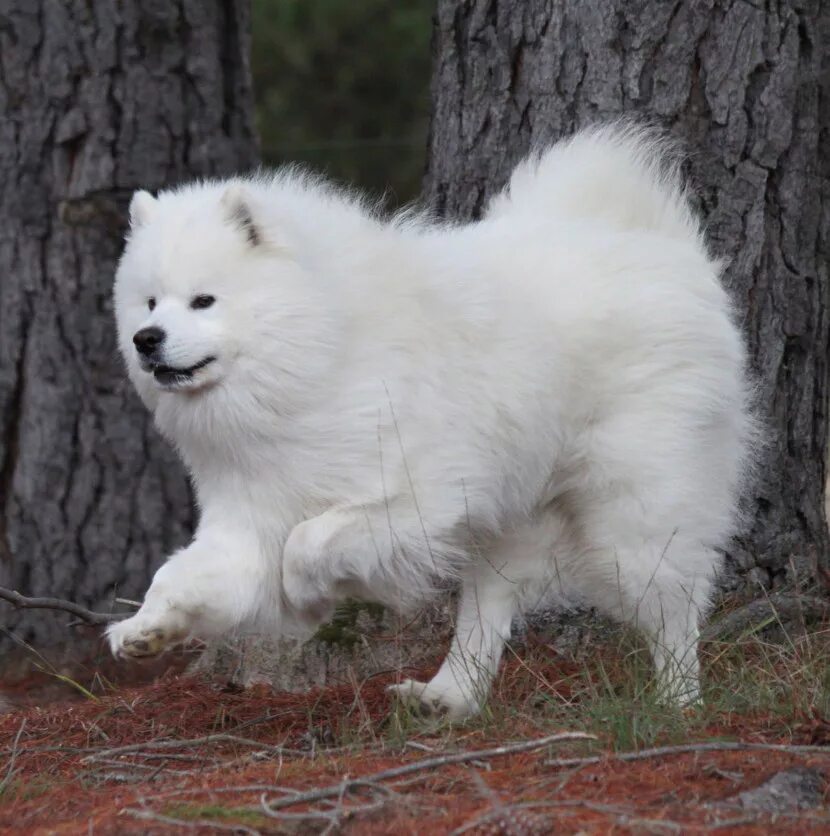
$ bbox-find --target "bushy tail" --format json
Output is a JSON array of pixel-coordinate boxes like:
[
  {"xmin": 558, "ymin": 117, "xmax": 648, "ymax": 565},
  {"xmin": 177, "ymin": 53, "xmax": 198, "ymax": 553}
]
[{"xmin": 486, "ymin": 122, "xmax": 703, "ymax": 244}]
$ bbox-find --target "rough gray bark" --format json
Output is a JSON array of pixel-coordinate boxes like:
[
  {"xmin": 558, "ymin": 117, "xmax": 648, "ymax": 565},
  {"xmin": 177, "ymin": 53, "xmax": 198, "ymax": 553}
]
[
  {"xmin": 0, "ymin": 0, "xmax": 258, "ymax": 650},
  {"xmin": 426, "ymin": 0, "xmax": 830, "ymax": 597}
]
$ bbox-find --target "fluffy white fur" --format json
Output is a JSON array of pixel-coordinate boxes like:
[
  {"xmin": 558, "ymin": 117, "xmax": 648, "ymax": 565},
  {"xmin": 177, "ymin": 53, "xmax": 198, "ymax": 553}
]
[{"xmin": 108, "ymin": 124, "xmax": 754, "ymax": 719}]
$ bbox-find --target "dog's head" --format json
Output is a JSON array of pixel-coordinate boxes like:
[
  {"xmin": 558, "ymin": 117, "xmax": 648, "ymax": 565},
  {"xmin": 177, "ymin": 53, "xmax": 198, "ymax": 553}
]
[{"xmin": 114, "ymin": 180, "xmax": 335, "ymax": 412}]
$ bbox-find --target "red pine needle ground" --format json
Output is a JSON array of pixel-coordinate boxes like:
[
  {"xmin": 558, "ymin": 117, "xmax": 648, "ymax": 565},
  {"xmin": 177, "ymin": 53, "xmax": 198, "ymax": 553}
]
[{"xmin": 1, "ymin": 635, "xmax": 829, "ymax": 834}]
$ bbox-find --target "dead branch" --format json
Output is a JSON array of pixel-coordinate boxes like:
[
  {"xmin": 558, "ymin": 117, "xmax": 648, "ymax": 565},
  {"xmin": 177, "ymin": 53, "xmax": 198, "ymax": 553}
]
[
  {"xmin": 701, "ymin": 593, "xmax": 830, "ymax": 642},
  {"xmin": 261, "ymin": 731, "xmax": 594, "ymax": 812},
  {"xmin": 0, "ymin": 587, "xmax": 132, "ymax": 625},
  {"xmin": 81, "ymin": 732, "xmax": 306, "ymax": 763},
  {"xmin": 618, "ymin": 816, "xmax": 684, "ymax": 833},
  {"xmin": 152, "ymin": 784, "xmax": 300, "ymax": 802},
  {"xmin": 0, "ymin": 743, "xmax": 95, "ymax": 756},
  {"xmin": 451, "ymin": 772, "xmax": 508, "ymax": 836},
  {"xmin": 126, "ymin": 751, "xmax": 215, "ymax": 762},
  {"xmin": 707, "ymin": 816, "xmax": 761, "ymax": 830},
  {"xmin": 0, "ymin": 719, "xmax": 26, "ymax": 794},
  {"xmin": 81, "ymin": 758, "xmax": 200, "ymax": 786},
  {"xmin": 124, "ymin": 806, "xmax": 261, "ymax": 834},
  {"xmin": 258, "ymin": 803, "xmax": 338, "ymax": 824},
  {"xmin": 260, "ymin": 781, "xmax": 396, "ymax": 831},
  {"xmin": 545, "ymin": 740, "xmax": 830, "ymax": 769}
]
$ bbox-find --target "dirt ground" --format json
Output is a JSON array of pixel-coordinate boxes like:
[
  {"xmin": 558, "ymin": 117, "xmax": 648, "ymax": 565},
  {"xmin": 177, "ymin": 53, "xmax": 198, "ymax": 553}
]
[{"xmin": 1, "ymin": 643, "xmax": 829, "ymax": 835}]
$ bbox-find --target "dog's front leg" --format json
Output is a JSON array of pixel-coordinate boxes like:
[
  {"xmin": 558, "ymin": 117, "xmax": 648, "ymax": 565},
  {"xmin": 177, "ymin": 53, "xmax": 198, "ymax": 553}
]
[
  {"xmin": 108, "ymin": 524, "xmax": 271, "ymax": 658},
  {"xmin": 282, "ymin": 500, "xmax": 437, "ymax": 620},
  {"xmin": 281, "ymin": 508, "xmax": 371, "ymax": 620}
]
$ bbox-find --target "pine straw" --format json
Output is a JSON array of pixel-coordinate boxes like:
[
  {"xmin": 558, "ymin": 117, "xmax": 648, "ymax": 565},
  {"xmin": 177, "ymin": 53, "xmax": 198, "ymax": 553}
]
[{"xmin": 1, "ymin": 626, "xmax": 829, "ymax": 834}]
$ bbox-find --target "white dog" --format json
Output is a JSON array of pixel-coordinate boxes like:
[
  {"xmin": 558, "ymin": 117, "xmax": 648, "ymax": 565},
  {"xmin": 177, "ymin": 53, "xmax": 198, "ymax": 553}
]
[{"xmin": 108, "ymin": 124, "xmax": 755, "ymax": 718}]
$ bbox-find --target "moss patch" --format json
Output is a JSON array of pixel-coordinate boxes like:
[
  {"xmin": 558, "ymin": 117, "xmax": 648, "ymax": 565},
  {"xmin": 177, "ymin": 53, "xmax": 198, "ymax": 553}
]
[{"xmin": 313, "ymin": 599, "xmax": 386, "ymax": 649}]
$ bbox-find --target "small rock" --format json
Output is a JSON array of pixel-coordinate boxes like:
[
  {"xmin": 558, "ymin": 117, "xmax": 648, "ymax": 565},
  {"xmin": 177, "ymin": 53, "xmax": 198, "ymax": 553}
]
[{"xmin": 735, "ymin": 767, "xmax": 825, "ymax": 813}]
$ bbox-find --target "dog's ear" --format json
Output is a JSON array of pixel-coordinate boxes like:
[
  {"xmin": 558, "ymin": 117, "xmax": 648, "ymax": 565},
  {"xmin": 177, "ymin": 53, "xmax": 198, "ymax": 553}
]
[
  {"xmin": 128, "ymin": 190, "xmax": 157, "ymax": 228},
  {"xmin": 221, "ymin": 184, "xmax": 263, "ymax": 247}
]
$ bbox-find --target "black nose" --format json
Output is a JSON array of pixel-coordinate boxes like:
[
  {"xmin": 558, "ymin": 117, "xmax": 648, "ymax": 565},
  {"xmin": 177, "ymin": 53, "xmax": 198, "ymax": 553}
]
[{"xmin": 133, "ymin": 326, "xmax": 165, "ymax": 356}]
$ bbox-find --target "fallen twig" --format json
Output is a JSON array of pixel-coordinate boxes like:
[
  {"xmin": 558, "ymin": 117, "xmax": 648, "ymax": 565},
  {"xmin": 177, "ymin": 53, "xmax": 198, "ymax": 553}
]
[
  {"xmin": 261, "ymin": 731, "xmax": 594, "ymax": 812},
  {"xmin": 261, "ymin": 781, "xmax": 395, "ymax": 830},
  {"xmin": 83, "ymin": 758, "xmax": 206, "ymax": 779},
  {"xmin": 124, "ymin": 806, "xmax": 261, "ymax": 834},
  {"xmin": 707, "ymin": 816, "xmax": 760, "ymax": 830},
  {"xmin": 82, "ymin": 732, "xmax": 305, "ymax": 763},
  {"xmin": 404, "ymin": 740, "xmax": 436, "ymax": 753},
  {"xmin": 322, "ymin": 778, "xmax": 352, "ymax": 836},
  {"xmin": 0, "ymin": 719, "xmax": 26, "ymax": 794},
  {"xmin": 125, "ymin": 751, "xmax": 215, "ymax": 762},
  {"xmin": 618, "ymin": 816, "xmax": 684, "ymax": 833},
  {"xmin": 153, "ymin": 784, "xmax": 302, "ymax": 801},
  {"xmin": 451, "ymin": 772, "xmax": 508, "ymax": 835},
  {"xmin": 87, "ymin": 758, "xmax": 192, "ymax": 772},
  {"xmin": 0, "ymin": 587, "xmax": 131, "ymax": 625},
  {"xmin": 258, "ymin": 803, "xmax": 337, "ymax": 824},
  {"xmin": 545, "ymin": 740, "xmax": 830, "ymax": 769},
  {"xmin": 0, "ymin": 743, "xmax": 96, "ymax": 756}
]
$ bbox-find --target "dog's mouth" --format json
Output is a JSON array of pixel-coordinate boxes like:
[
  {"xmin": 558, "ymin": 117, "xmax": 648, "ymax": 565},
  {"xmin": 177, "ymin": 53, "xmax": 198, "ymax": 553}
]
[{"xmin": 147, "ymin": 356, "xmax": 216, "ymax": 386}]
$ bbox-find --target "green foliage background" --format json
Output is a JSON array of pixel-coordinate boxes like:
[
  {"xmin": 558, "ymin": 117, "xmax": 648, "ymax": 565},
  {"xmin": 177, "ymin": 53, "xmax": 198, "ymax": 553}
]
[{"xmin": 251, "ymin": 0, "xmax": 434, "ymax": 205}]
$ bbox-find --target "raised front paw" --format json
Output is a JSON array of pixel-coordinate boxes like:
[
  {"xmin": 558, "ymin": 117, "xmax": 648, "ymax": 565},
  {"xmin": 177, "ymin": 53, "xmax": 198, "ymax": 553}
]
[
  {"xmin": 387, "ymin": 678, "xmax": 480, "ymax": 722},
  {"xmin": 282, "ymin": 520, "xmax": 337, "ymax": 622},
  {"xmin": 281, "ymin": 560, "xmax": 335, "ymax": 624},
  {"xmin": 106, "ymin": 610, "xmax": 188, "ymax": 659}
]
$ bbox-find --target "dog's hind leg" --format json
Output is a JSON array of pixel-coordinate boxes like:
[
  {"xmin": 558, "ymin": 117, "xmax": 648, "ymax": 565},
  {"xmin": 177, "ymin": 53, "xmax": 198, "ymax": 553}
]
[
  {"xmin": 388, "ymin": 558, "xmax": 521, "ymax": 720},
  {"xmin": 618, "ymin": 547, "xmax": 710, "ymax": 705},
  {"xmin": 387, "ymin": 510, "xmax": 577, "ymax": 720},
  {"xmin": 571, "ymin": 529, "xmax": 713, "ymax": 705}
]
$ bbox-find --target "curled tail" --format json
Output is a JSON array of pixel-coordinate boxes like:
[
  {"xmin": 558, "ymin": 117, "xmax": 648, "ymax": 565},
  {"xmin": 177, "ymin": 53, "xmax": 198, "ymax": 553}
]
[{"xmin": 486, "ymin": 122, "xmax": 703, "ymax": 245}]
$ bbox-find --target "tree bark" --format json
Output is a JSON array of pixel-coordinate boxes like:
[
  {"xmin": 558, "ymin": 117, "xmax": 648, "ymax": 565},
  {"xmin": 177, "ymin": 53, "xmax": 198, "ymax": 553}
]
[
  {"xmin": 0, "ymin": 0, "xmax": 258, "ymax": 649},
  {"xmin": 426, "ymin": 0, "xmax": 830, "ymax": 597}
]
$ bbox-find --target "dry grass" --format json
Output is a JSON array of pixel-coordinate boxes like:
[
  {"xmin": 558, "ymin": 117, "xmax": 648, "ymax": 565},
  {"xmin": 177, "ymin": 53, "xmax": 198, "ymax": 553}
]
[
  {"xmin": 471, "ymin": 618, "xmax": 830, "ymax": 753},
  {"xmin": 1, "ymin": 614, "xmax": 829, "ymax": 834}
]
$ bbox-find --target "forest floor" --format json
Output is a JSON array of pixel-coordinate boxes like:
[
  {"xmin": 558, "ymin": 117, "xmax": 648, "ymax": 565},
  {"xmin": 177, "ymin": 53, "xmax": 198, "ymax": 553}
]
[{"xmin": 1, "ymin": 624, "xmax": 830, "ymax": 835}]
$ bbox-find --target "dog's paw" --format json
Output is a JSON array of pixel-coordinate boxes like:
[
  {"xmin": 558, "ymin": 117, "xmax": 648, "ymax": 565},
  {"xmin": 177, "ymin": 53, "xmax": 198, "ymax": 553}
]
[
  {"xmin": 106, "ymin": 612, "xmax": 187, "ymax": 659},
  {"xmin": 281, "ymin": 557, "xmax": 319, "ymax": 610},
  {"xmin": 281, "ymin": 558, "xmax": 331, "ymax": 620},
  {"xmin": 387, "ymin": 678, "xmax": 479, "ymax": 722},
  {"xmin": 658, "ymin": 678, "xmax": 702, "ymax": 709}
]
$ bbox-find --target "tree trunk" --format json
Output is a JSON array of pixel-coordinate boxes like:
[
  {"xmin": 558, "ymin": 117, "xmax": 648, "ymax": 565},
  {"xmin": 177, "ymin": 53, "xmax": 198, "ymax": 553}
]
[
  {"xmin": 426, "ymin": 0, "xmax": 830, "ymax": 598},
  {"xmin": 0, "ymin": 0, "xmax": 258, "ymax": 651}
]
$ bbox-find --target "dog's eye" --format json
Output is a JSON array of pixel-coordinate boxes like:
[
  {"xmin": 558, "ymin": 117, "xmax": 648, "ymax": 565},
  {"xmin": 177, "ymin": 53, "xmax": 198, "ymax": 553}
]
[
  {"xmin": 191, "ymin": 294, "xmax": 216, "ymax": 310},
  {"xmin": 148, "ymin": 297, "xmax": 156, "ymax": 311}
]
